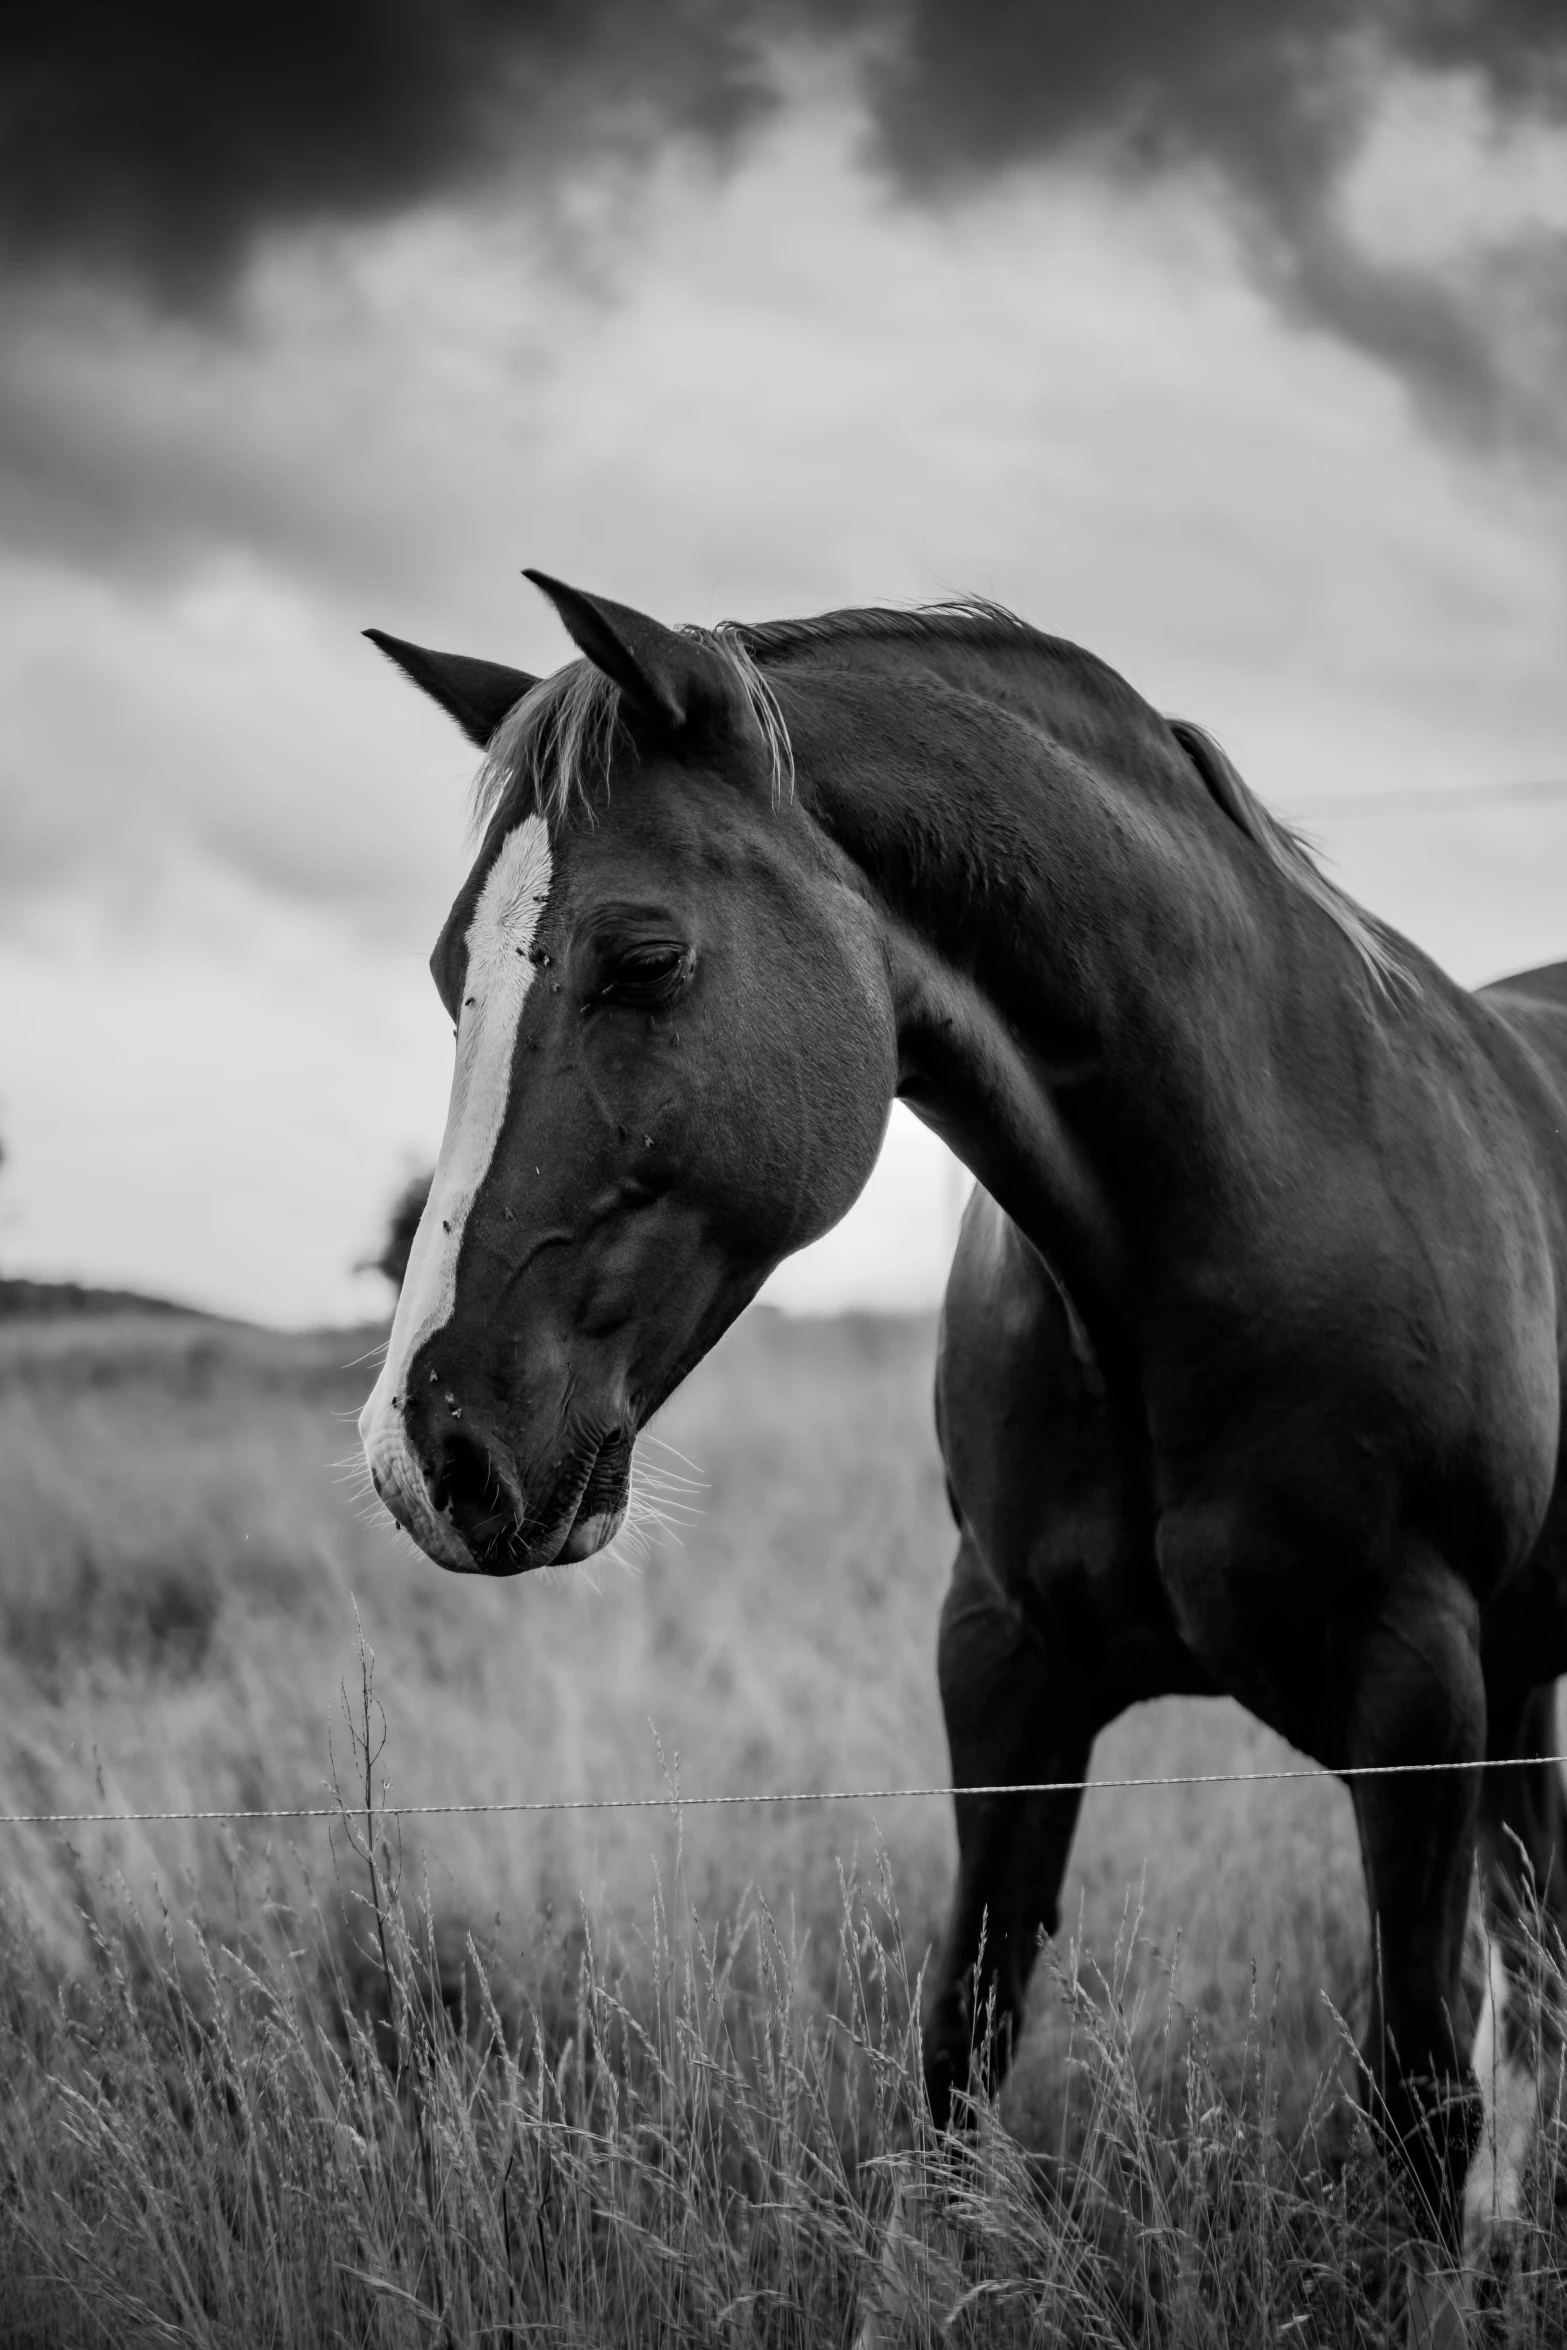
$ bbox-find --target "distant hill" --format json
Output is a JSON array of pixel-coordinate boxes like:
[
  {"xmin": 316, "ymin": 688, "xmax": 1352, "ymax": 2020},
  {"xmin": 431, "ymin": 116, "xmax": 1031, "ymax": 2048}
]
[{"xmin": 0, "ymin": 1276, "xmax": 209, "ymax": 1322}]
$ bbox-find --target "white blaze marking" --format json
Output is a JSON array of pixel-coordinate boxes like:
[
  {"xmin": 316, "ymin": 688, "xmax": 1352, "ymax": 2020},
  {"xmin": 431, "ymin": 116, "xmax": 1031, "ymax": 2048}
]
[{"xmin": 359, "ymin": 813, "xmax": 553, "ymax": 1565}]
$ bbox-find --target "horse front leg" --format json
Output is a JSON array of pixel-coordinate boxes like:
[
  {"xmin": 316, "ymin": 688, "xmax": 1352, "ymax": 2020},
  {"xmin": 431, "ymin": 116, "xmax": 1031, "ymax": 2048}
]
[
  {"xmin": 1344, "ymin": 1553, "xmax": 1486, "ymax": 2343},
  {"xmin": 922, "ymin": 1535, "xmax": 1098, "ymax": 2127}
]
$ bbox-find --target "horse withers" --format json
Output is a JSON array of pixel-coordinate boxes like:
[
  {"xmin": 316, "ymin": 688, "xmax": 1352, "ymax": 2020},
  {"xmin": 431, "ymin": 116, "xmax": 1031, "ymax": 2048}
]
[{"xmin": 359, "ymin": 574, "xmax": 1567, "ymax": 2326}]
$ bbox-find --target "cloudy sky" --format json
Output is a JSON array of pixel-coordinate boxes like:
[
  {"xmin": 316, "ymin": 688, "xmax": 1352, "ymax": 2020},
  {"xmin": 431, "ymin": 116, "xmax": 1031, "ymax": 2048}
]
[{"xmin": 2, "ymin": 2, "xmax": 1565, "ymax": 1325}]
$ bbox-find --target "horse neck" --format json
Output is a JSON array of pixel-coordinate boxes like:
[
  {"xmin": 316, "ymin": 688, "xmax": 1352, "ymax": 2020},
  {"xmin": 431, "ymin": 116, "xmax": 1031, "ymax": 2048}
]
[{"xmin": 785, "ymin": 652, "xmax": 1309, "ymax": 1340}]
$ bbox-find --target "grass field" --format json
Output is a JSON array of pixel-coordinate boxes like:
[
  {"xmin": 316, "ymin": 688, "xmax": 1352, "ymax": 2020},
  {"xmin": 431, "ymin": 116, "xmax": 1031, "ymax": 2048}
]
[{"xmin": 1, "ymin": 1302, "xmax": 1564, "ymax": 2342}]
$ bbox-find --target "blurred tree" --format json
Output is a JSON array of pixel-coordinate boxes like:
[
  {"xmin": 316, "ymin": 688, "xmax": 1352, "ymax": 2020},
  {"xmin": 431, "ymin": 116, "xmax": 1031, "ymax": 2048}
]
[{"xmin": 362, "ymin": 1168, "xmax": 431, "ymax": 1295}]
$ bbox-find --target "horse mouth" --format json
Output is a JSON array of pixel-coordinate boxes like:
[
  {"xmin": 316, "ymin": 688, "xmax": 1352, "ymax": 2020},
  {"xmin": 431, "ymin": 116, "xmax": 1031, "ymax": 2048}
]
[
  {"xmin": 551, "ymin": 1430, "xmax": 633, "ymax": 1563},
  {"xmin": 433, "ymin": 1428, "xmax": 631, "ymax": 1574}
]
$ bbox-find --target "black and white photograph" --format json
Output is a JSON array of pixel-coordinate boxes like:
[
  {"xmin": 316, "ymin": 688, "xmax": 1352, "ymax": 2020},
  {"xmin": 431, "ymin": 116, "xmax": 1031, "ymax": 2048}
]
[{"xmin": 2, "ymin": 6, "xmax": 1566, "ymax": 2342}]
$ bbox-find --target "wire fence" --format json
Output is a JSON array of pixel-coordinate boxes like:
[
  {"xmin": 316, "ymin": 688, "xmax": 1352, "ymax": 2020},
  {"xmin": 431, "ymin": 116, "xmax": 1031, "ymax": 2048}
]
[
  {"xmin": 2, "ymin": 1750, "xmax": 1564, "ymax": 1829},
  {"xmin": 1284, "ymin": 776, "xmax": 1567, "ymax": 819}
]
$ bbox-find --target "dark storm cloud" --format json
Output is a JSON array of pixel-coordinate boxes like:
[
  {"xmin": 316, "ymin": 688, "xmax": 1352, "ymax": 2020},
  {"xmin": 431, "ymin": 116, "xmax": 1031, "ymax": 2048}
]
[
  {"xmin": 0, "ymin": 0, "xmax": 787, "ymax": 305},
  {"xmin": 1, "ymin": 1, "xmax": 1564, "ymax": 440},
  {"xmin": 866, "ymin": 0, "xmax": 1567, "ymax": 449},
  {"xmin": 871, "ymin": 0, "xmax": 1567, "ymax": 185}
]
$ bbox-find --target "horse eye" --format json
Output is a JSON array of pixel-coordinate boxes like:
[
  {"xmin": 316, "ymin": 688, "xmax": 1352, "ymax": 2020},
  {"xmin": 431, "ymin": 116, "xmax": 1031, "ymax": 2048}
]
[{"xmin": 596, "ymin": 942, "xmax": 693, "ymax": 1008}]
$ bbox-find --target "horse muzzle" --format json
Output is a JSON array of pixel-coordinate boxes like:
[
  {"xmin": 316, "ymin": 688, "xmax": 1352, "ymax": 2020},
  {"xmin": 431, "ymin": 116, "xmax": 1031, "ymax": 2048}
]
[{"xmin": 360, "ymin": 1382, "xmax": 632, "ymax": 1575}]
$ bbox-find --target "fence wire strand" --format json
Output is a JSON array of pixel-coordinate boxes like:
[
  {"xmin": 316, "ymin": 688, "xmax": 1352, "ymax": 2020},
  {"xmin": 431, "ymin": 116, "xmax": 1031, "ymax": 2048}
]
[{"xmin": 0, "ymin": 1750, "xmax": 1563, "ymax": 1828}]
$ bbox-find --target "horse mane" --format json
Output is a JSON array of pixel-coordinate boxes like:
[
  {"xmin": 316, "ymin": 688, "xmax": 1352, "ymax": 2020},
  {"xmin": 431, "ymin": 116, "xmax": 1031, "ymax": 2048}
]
[
  {"xmin": 1166, "ymin": 719, "xmax": 1407, "ymax": 995},
  {"xmin": 473, "ymin": 596, "xmax": 1404, "ymax": 994}
]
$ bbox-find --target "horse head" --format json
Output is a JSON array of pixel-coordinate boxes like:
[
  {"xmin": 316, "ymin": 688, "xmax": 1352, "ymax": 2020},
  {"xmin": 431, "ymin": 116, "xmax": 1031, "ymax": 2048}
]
[{"xmin": 358, "ymin": 574, "xmax": 896, "ymax": 1573}]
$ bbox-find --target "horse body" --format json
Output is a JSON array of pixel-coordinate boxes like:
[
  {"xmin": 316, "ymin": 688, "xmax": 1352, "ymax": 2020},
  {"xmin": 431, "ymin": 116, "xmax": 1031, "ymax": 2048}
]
[
  {"xmin": 790, "ymin": 643, "xmax": 1567, "ymax": 2219},
  {"xmin": 927, "ymin": 950, "xmax": 1567, "ymax": 2192},
  {"xmin": 359, "ymin": 580, "xmax": 1567, "ymax": 2275}
]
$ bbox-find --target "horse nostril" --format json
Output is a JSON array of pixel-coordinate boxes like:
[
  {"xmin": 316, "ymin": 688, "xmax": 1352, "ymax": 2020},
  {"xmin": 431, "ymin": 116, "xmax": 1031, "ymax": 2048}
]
[
  {"xmin": 426, "ymin": 1427, "xmax": 524, "ymax": 1560},
  {"xmin": 429, "ymin": 1429, "xmax": 497, "ymax": 1521}
]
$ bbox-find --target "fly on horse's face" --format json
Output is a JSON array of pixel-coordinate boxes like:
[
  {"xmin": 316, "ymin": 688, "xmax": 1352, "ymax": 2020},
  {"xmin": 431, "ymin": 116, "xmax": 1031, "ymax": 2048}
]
[{"xmin": 359, "ymin": 573, "xmax": 896, "ymax": 1574}]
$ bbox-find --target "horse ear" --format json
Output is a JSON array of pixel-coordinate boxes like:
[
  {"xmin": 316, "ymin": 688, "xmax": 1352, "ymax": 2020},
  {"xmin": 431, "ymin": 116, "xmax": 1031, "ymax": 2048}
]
[
  {"xmin": 523, "ymin": 569, "xmax": 723, "ymax": 732},
  {"xmin": 365, "ymin": 630, "xmax": 539, "ymax": 750}
]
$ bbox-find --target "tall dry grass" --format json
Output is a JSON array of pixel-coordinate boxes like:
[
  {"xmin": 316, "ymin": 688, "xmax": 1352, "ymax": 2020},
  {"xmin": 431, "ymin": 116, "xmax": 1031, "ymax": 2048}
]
[
  {"xmin": 0, "ymin": 1304, "xmax": 1364, "ymax": 2086},
  {"xmin": 4, "ymin": 1636, "xmax": 1567, "ymax": 2346},
  {"xmin": 8, "ymin": 1301, "xmax": 1555, "ymax": 2340}
]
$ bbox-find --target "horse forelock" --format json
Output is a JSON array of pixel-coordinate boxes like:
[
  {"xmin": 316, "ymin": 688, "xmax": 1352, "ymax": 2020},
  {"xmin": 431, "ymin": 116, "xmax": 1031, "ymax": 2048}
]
[{"xmin": 469, "ymin": 627, "xmax": 792, "ymax": 838}]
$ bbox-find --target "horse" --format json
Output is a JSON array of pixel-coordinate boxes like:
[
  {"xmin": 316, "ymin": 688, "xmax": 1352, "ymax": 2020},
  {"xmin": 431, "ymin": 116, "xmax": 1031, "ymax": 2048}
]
[{"xmin": 358, "ymin": 574, "xmax": 1567, "ymax": 2333}]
